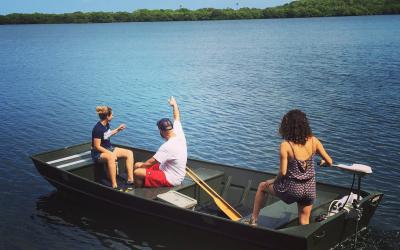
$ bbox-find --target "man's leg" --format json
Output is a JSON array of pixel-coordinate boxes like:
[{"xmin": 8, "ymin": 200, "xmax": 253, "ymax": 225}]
[{"xmin": 133, "ymin": 168, "xmax": 146, "ymax": 188}]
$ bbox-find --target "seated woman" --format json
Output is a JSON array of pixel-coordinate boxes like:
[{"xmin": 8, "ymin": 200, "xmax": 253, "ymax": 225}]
[
  {"xmin": 247, "ymin": 109, "xmax": 333, "ymax": 226},
  {"xmin": 91, "ymin": 106, "xmax": 134, "ymax": 190}
]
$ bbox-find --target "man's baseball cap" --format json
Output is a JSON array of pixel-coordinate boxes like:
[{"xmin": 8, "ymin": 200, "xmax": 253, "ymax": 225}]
[{"xmin": 157, "ymin": 118, "xmax": 173, "ymax": 131}]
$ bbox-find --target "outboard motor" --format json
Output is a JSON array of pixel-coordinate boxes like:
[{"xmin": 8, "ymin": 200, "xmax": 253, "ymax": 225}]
[{"xmin": 328, "ymin": 192, "xmax": 362, "ymax": 216}]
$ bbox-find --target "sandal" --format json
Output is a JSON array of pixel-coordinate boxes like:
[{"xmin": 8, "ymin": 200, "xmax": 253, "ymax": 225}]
[
  {"xmin": 124, "ymin": 181, "xmax": 134, "ymax": 192},
  {"xmin": 242, "ymin": 217, "xmax": 257, "ymax": 226}
]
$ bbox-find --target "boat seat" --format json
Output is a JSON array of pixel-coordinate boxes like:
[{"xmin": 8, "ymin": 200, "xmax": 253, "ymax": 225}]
[
  {"xmin": 248, "ymin": 190, "xmax": 339, "ymax": 229},
  {"xmin": 46, "ymin": 151, "xmax": 93, "ymax": 171},
  {"xmin": 128, "ymin": 167, "xmax": 225, "ymax": 200}
]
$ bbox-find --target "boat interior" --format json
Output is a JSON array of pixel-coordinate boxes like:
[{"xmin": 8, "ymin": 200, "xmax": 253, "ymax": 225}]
[{"xmin": 34, "ymin": 143, "xmax": 371, "ymax": 230}]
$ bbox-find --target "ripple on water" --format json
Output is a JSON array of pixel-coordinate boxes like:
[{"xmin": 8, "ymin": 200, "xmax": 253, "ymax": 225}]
[{"xmin": 1, "ymin": 16, "xmax": 400, "ymax": 249}]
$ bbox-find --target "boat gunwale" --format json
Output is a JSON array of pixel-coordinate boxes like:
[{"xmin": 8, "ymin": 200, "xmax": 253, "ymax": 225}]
[{"xmin": 30, "ymin": 142, "xmax": 378, "ymax": 195}]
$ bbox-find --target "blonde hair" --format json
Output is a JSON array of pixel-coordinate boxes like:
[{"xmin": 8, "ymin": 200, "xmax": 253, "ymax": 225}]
[{"xmin": 96, "ymin": 106, "xmax": 112, "ymax": 120}]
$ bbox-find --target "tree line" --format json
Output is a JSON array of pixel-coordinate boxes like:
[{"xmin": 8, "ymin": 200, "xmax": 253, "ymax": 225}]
[{"xmin": 1, "ymin": 0, "xmax": 399, "ymax": 24}]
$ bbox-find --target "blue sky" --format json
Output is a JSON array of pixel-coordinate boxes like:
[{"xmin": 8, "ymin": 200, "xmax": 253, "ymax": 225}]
[{"xmin": 0, "ymin": 0, "xmax": 292, "ymax": 15}]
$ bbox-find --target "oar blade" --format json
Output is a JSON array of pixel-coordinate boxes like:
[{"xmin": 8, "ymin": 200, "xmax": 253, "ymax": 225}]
[{"xmin": 214, "ymin": 198, "xmax": 242, "ymax": 221}]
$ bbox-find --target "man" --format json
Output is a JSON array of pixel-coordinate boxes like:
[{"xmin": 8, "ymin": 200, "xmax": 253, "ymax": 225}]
[{"xmin": 133, "ymin": 97, "xmax": 187, "ymax": 187}]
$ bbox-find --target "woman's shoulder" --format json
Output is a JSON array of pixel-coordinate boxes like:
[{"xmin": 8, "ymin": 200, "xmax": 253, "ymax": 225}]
[
  {"xmin": 310, "ymin": 136, "xmax": 320, "ymax": 142},
  {"xmin": 280, "ymin": 140, "xmax": 291, "ymax": 149},
  {"xmin": 308, "ymin": 136, "xmax": 322, "ymax": 147}
]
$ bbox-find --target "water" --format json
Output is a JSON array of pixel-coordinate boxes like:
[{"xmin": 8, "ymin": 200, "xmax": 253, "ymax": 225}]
[{"xmin": 0, "ymin": 15, "xmax": 399, "ymax": 249}]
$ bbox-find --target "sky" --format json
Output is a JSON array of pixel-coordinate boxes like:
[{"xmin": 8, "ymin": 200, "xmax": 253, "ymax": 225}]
[{"xmin": 0, "ymin": 0, "xmax": 292, "ymax": 15}]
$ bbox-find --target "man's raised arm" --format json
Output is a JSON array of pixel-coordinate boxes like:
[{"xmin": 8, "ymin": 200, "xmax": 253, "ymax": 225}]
[{"xmin": 168, "ymin": 96, "xmax": 180, "ymax": 121}]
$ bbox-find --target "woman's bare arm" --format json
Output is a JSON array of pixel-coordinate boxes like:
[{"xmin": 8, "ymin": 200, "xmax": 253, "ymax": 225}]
[
  {"xmin": 315, "ymin": 137, "xmax": 333, "ymax": 166},
  {"xmin": 279, "ymin": 142, "xmax": 288, "ymax": 176}
]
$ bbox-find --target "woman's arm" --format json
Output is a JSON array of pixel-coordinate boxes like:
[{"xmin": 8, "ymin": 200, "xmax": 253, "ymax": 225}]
[
  {"xmin": 315, "ymin": 137, "xmax": 333, "ymax": 166},
  {"xmin": 111, "ymin": 124, "xmax": 126, "ymax": 136},
  {"xmin": 279, "ymin": 142, "xmax": 288, "ymax": 176},
  {"xmin": 93, "ymin": 138, "xmax": 114, "ymax": 155}
]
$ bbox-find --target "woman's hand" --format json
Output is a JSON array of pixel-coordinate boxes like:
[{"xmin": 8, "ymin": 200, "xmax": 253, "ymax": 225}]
[
  {"xmin": 117, "ymin": 124, "xmax": 126, "ymax": 132},
  {"xmin": 319, "ymin": 159, "xmax": 332, "ymax": 167}
]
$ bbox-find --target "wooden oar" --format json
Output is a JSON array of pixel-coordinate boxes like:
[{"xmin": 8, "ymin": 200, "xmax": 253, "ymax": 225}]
[{"xmin": 186, "ymin": 167, "xmax": 242, "ymax": 221}]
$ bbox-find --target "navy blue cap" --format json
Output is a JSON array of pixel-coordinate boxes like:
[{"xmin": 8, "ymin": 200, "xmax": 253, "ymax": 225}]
[{"xmin": 157, "ymin": 118, "xmax": 173, "ymax": 131}]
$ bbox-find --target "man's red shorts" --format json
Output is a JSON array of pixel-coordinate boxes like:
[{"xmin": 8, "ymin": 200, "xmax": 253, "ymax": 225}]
[{"xmin": 144, "ymin": 163, "xmax": 173, "ymax": 188}]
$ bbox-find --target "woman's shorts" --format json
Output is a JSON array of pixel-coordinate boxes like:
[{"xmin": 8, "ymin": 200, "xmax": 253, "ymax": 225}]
[
  {"xmin": 91, "ymin": 146, "xmax": 114, "ymax": 161},
  {"xmin": 273, "ymin": 176, "xmax": 316, "ymax": 206}
]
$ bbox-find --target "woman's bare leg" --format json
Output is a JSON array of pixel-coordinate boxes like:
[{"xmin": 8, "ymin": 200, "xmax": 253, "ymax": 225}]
[
  {"xmin": 114, "ymin": 147, "xmax": 134, "ymax": 183},
  {"xmin": 99, "ymin": 152, "xmax": 117, "ymax": 188},
  {"xmin": 251, "ymin": 178, "xmax": 276, "ymax": 224},
  {"xmin": 298, "ymin": 203, "xmax": 313, "ymax": 225}
]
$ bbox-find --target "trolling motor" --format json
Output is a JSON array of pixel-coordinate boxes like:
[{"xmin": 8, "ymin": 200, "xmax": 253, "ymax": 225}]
[
  {"xmin": 335, "ymin": 164, "xmax": 372, "ymax": 249},
  {"xmin": 320, "ymin": 163, "xmax": 373, "ymax": 249}
]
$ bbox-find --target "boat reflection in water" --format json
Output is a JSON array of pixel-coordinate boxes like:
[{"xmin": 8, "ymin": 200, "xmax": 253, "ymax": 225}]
[{"xmin": 36, "ymin": 191, "xmax": 261, "ymax": 250}]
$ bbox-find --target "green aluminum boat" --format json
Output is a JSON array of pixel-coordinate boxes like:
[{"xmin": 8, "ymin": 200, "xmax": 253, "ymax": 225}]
[{"xmin": 31, "ymin": 142, "xmax": 383, "ymax": 250}]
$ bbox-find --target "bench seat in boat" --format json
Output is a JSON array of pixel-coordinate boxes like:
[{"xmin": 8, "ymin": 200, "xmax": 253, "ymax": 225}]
[
  {"xmin": 127, "ymin": 167, "xmax": 225, "ymax": 201},
  {"xmin": 249, "ymin": 190, "xmax": 339, "ymax": 229},
  {"xmin": 45, "ymin": 151, "xmax": 225, "ymax": 202}
]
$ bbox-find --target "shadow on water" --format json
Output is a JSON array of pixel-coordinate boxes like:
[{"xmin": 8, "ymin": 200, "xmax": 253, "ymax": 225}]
[
  {"xmin": 35, "ymin": 191, "xmax": 399, "ymax": 250},
  {"xmin": 35, "ymin": 191, "xmax": 262, "ymax": 250},
  {"xmin": 333, "ymin": 228, "xmax": 400, "ymax": 250}
]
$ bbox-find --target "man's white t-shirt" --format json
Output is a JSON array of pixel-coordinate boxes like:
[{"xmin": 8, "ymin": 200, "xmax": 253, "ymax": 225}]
[{"xmin": 153, "ymin": 121, "xmax": 187, "ymax": 186}]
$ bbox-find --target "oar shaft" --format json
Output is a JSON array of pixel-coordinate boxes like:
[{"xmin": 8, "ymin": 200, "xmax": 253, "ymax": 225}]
[
  {"xmin": 186, "ymin": 171, "xmax": 215, "ymax": 198},
  {"xmin": 187, "ymin": 167, "xmax": 221, "ymax": 198},
  {"xmin": 186, "ymin": 167, "xmax": 239, "ymax": 212},
  {"xmin": 186, "ymin": 167, "xmax": 242, "ymax": 221},
  {"xmin": 188, "ymin": 172, "xmax": 241, "ymax": 221}
]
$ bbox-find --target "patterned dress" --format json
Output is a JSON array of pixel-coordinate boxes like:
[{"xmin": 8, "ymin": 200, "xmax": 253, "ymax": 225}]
[{"xmin": 273, "ymin": 141, "xmax": 316, "ymax": 206}]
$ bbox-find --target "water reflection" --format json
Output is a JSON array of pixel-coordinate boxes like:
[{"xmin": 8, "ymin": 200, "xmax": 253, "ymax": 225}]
[{"xmin": 35, "ymin": 191, "xmax": 261, "ymax": 250}]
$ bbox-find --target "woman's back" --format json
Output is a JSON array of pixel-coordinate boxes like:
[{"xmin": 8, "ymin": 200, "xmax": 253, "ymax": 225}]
[{"xmin": 284, "ymin": 137, "xmax": 316, "ymax": 181}]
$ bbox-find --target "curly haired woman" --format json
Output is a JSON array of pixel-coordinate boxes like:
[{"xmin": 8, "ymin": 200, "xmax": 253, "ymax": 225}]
[{"xmin": 247, "ymin": 109, "xmax": 333, "ymax": 226}]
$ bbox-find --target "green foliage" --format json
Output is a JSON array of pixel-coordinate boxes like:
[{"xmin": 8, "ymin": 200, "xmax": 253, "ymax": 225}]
[{"xmin": 0, "ymin": 0, "xmax": 399, "ymax": 24}]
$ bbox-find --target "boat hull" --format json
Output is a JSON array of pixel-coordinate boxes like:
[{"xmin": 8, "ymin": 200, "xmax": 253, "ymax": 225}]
[{"xmin": 31, "ymin": 143, "xmax": 383, "ymax": 250}]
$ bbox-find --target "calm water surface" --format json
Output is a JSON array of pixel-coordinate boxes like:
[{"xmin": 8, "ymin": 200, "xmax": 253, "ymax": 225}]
[{"xmin": 0, "ymin": 16, "xmax": 399, "ymax": 249}]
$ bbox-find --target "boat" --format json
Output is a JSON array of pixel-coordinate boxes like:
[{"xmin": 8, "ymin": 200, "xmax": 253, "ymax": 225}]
[{"xmin": 31, "ymin": 142, "xmax": 383, "ymax": 250}]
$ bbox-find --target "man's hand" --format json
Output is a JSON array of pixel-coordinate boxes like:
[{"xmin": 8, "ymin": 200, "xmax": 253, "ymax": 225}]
[
  {"xmin": 168, "ymin": 96, "xmax": 177, "ymax": 107},
  {"xmin": 168, "ymin": 96, "xmax": 180, "ymax": 121},
  {"xmin": 135, "ymin": 162, "xmax": 144, "ymax": 168}
]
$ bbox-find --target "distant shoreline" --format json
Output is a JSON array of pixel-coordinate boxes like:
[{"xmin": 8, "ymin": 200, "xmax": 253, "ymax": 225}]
[{"xmin": 1, "ymin": 0, "xmax": 399, "ymax": 25}]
